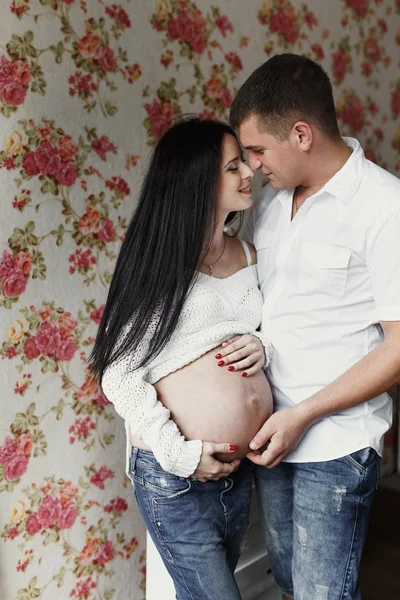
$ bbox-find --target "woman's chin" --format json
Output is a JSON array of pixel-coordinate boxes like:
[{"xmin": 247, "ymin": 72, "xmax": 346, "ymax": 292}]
[
  {"xmin": 244, "ymin": 196, "xmax": 254, "ymax": 209},
  {"xmin": 237, "ymin": 194, "xmax": 253, "ymax": 209}
]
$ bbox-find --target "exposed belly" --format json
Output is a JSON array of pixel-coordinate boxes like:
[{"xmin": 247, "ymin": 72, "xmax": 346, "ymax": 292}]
[{"xmin": 131, "ymin": 344, "xmax": 273, "ymax": 462}]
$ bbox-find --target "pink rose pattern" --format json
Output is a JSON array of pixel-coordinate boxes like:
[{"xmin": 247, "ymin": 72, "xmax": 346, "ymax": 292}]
[
  {"xmin": 0, "ymin": 437, "xmax": 29, "ymax": 481},
  {"xmin": 0, "ymin": 55, "xmax": 31, "ymax": 116},
  {"xmin": 1, "ymin": 1, "xmax": 399, "ymax": 599},
  {"xmin": 5, "ymin": 2, "xmax": 141, "ymax": 117},
  {"xmin": 1, "ymin": 473, "xmax": 143, "ymax": 591},
  {"xmin": 0, "ymin": 118, "xmax": 127, "ymax": 302}
]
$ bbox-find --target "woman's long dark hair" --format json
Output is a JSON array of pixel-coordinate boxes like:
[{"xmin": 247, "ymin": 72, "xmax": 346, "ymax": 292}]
[{"xmin": 89, "ymin": 117, "xmax": 238, "ymax": 380}]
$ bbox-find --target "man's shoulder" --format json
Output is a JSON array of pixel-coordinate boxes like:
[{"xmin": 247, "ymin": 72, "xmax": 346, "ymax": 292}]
[
  {"xmin": 362, "ymin": 160, "xmax": 400, "ymax": 203},
  {"xmin": 364, "ymin": 159, "xmax": 400, "ymax": 188},
  {"xmin": 359, "ymin": 160, "xmax": 400, "ymax": 215}
]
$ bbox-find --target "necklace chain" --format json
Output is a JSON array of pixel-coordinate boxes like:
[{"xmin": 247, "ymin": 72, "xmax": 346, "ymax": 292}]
[{"xmin": 203, "ymin": 235, "xmax": 226, "ymax": 277}]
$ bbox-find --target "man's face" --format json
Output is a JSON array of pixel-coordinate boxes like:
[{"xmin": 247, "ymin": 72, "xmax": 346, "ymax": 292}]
[{"xmin": 238, "ymin": 115, "xmax": 302, "ymax": 190}]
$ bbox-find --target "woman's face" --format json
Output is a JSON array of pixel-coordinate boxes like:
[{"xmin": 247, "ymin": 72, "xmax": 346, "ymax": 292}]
[{"xmin": 218, "ymin": 134, "xmax": 254, "ymax": 216}]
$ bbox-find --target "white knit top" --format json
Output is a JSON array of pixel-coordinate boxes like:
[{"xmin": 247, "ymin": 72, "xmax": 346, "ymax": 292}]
[{"xmin": 101, "ymin": 242, "xmax": 273, "ymax": 478}]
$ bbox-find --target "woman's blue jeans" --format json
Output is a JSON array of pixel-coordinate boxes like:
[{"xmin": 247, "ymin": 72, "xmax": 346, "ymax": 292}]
[{"xmin": 129, "ymin": 446, "xmax": 253, "ymax": 600}]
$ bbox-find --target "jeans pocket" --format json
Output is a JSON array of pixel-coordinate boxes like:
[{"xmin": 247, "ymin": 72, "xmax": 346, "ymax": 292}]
[
  {"xmin": 143, "ymin": 469, "xmax": 192, "ymax": 499},
  {"xmin": 150, "ymin": 478, "xmax": 193, "ymax": 545},
  {"xmin": 342, "ymin": 447, "xmax": 374, "ymax": 476}
]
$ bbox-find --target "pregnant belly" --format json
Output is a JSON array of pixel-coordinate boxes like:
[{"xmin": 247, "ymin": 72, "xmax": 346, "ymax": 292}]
[{"xmin": 154, "ymin": 344, "xmax": 273, "ymax": 461}]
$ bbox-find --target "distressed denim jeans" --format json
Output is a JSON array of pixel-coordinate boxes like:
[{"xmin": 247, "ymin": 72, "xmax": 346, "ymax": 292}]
[
  {"xmin": 129, "ymin": 447, "xmax": 253, "ymax": 600},
  {"xmin": 255, "ymin": 447, "xmax": 380, "ymax": 600}
]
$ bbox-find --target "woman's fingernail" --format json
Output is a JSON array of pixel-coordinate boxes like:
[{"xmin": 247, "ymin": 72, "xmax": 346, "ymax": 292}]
[
  {"xmin": 217, "ymin": 360, "xmax": 225, "ymax": 367},
  {"xmin": 249, "ymin": 440, "xmax": 257, "ymax": 450},
  {"xmin": 215, "ymin": 353, "xmax": 222, "ymax": 359},
  {"xmin": 241, "ymin": 371, "xmax": 248, "ymax": 377},
  {"xmin": 229, "ymin": 444, "xmax": 238, "ymax": 452},
  {"xmin": 228, "ymin": 366, "xmax": 235, "ymax": 371}
]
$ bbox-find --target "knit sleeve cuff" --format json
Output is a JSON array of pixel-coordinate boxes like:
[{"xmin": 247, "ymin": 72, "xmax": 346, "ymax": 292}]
[
  {"xmin": 253, "ymin": 331, "xmax": 274, "ymax": 369},
  {"xmin": 169, "ymin": 439, "xmax": 203, "ymax": 478}
]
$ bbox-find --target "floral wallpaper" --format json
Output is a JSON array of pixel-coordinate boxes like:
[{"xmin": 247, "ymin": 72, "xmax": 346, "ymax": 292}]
[{"xmin": 0, "ymin": 1, "xmax": 399, "ymax": 599}]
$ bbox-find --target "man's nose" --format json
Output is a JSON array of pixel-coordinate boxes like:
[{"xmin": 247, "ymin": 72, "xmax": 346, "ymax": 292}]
[{"xmin": 248, "ymin": 153, "xmax": 262, "ymax": 171}]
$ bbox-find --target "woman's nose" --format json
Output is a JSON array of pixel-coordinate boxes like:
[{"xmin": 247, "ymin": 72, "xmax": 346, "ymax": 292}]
[{"xmin": 243, "ymin": 163, "xmax": 254, "ymax": 179}]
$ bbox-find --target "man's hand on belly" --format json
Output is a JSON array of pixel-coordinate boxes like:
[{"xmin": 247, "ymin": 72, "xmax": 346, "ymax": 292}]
[
  {"xmin": 215, "ymin": 334, "xmax": 266, "ymax": 376},
  {"xmin": 246, "ymin": 405, "xmax": 311, "ymax": 468}
]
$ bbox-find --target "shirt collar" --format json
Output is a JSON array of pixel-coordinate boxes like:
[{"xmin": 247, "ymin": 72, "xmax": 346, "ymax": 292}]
[
  {"xmin": 276, "ymin": 137, "xmax": 366, "ymax": 206},
  {"xmin": 323, "ymin": 137, "xmax": 366, "ymax": 204}
]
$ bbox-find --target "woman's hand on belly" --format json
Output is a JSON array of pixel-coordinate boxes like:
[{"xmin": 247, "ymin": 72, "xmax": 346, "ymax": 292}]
[
  {"xmin": 216, "ymin": 334, "xmax": 265, "ymax": 376},
  {"xmin": 190, "ymin": 442, "xmax": 241, "ymax": 482}
]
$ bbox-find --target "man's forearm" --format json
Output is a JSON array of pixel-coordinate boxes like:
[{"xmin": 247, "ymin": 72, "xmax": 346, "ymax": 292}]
[{"xmin": 296, "ymin": 340, "xmax": 400, "ymax": 426}]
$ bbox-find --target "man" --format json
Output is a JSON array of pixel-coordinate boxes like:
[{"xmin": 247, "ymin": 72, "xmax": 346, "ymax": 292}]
[{"xmin": 226, "ymin": 54, "xmax": 400, "ymax": 599}]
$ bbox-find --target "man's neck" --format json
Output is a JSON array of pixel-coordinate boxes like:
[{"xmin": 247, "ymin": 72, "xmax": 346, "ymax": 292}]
[{"xmin": 295, "ymin": 140, "xmax": 352, "ymax": 207}]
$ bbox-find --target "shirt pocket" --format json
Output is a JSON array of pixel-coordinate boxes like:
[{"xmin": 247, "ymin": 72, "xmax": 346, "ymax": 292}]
[
  {"xmin": 299, "ymin": 241, "xmax": 352, "ymax": 297},
  {"xmin": 254, "ymin": 228, "xmax": 274, "ymax": 251}
]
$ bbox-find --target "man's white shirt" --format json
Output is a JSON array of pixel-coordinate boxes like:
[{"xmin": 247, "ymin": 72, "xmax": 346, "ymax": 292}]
[{"xmin": 246, "ymin": 137, "xmax": 400, "ymax": 462}]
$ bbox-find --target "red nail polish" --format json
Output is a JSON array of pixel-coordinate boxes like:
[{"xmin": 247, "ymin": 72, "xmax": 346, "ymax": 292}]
[
  {"xmin": 215, "ymin": 353, "xmax": 222, "ymax": 359},
  {"xmin": 229, "ymin": 444, "xmax": 238, "ymax": 452},
  {"xmin": 217, "ymin": 360, "xmax": 225, "ymax": 367},
  {"xmin": 241, "ymin": 371, "xmax": 248, "ymax": 377},
  {"xmin": 228, "ymin": 366, "xmax": 235, "ymax": 371}
]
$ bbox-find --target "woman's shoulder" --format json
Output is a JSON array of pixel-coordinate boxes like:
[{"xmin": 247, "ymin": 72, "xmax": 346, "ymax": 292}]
[
  {"xmin": 239, "ymin": 239, "xmax": 257, "ymax": 266},
  {"xmin": 247, "ymin": 241, "xmax": 257, "ymax": 265}
]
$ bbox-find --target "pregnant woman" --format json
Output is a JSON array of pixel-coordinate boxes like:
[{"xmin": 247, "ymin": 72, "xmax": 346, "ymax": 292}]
[{"xmin": 89, "ymin": 117, "xmax": 273, "ymax": 600}]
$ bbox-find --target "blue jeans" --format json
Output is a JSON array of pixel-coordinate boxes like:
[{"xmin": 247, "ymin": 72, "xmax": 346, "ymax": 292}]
[
  {"xmin": 255, "ymin": 447, "xmax": 380, "ymax": 600},
  {"xmin": 129, "ymin": 447, "xmax": 253, "ymax": 600}
]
